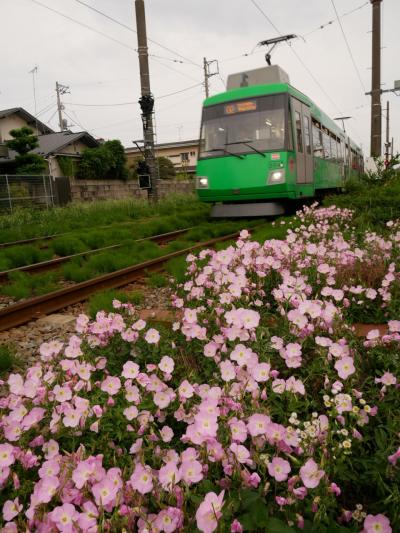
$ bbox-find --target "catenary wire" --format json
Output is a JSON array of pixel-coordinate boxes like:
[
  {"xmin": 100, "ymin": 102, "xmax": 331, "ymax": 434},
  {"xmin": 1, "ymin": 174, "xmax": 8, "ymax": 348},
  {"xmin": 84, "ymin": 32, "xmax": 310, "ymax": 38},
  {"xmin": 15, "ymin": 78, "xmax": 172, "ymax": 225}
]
[
  {"xmin": 73, "ymin": 0, "xmax": 202, "ymax": 68},
  {"xmin": 64, "ymin": 82, "xmax": 204, "ymax": 108},
  {"xmin": 330, "ymin": 0, "xmax": 367, "ymax": 94},
  {"xmin": 303, "ymin": 1, "xmax": 369, "ymax": 38},
  {"xmin": 249, "ymin": 0, "xmax": 344, "ymax": 115}
]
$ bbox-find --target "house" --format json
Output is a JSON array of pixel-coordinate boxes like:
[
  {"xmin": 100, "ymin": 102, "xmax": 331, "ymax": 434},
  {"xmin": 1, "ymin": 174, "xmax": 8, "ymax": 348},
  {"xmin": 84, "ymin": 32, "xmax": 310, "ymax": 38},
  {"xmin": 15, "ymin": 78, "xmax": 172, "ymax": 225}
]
[
  {"xmin": 33, "ymin": 131, "xmax": 99, "ymax": 177},
  {"xmin": 0, "ymin": 107, "xmax": 99, "ymax": 177},
  {"xmin": 0, "ymin": 107, "xmax": 53, "ymax": 142},
  {"xmin": 125, "ymin": 139, "xmax": 199, "ymax": 176}
]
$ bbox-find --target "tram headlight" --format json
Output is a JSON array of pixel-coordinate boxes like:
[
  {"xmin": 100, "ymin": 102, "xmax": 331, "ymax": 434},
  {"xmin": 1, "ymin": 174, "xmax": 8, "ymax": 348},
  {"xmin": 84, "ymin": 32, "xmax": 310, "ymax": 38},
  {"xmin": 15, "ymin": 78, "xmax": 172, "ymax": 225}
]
[
  {"xmin": 197, "ymin": 176, "xmax": 209, "ymax": 189},
  {"xmin": 268, "ymin": 169, "xmax": 285, "ymax": 184}
]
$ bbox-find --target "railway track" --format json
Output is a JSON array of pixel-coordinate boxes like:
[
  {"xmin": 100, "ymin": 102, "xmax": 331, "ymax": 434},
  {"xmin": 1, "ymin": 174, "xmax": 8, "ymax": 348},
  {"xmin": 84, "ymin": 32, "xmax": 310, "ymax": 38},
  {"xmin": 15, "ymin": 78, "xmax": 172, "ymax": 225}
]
[
  {"xmin": 0, "ymin": 231, "xmax": 240, "ymax": 332},
  {"xmin": 0, "ymin": 228, "xmax": 191, "ymax": 282}
]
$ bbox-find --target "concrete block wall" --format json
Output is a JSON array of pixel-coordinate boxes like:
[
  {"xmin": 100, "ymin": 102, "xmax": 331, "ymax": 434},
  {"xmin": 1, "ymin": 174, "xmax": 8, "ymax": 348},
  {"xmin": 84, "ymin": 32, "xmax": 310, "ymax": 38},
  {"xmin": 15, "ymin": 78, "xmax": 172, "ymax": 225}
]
[{"xmin": 69, "ymin": 179, "xmax": 195, "ymax": 202}]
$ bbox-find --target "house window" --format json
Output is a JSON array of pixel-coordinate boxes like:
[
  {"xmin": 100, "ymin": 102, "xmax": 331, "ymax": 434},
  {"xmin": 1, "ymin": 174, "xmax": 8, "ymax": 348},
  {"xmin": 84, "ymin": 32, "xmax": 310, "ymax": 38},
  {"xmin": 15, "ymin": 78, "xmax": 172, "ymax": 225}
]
[
  {"xmin": 190, "ymin": 151, "xmax": 196, "ymax": 156},
  {"xmin": 180, "ymin": 152, "xmax": 189, "ymax": 162}
]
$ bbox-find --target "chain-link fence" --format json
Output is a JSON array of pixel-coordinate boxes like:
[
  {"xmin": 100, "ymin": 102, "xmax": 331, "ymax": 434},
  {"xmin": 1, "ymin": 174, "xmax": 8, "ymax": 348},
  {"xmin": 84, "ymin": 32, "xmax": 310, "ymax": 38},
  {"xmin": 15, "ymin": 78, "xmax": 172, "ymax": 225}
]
[{"xmin": 0, "ymin": 175, "xmax": 55, "ymax": 211}]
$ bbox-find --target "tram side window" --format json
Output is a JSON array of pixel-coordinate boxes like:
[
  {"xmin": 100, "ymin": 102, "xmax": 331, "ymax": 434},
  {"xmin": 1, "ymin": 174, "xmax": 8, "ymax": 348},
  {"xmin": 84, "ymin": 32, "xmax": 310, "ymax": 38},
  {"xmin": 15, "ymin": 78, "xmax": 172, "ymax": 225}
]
[
  {"xmin": 337, "ymin": 139, "xmax": 343, "ymax": 162},
  {"xmin": 331, "ymin": 135, "xmax": 338, "ymax": 162},
  {"xmin": 312, "ymin": 120, "xmax": 323, "ymax": 158},
  {"xmin": 295, "ymin": 111, "xmax": 303, "ymax": 153},
  {"xmin": 322, "ymin": 129, "xmax": 331, "ymax": 160},
  {"xmin": 302, "ymin": 116, "xmax": 311, "ymax": 155}
]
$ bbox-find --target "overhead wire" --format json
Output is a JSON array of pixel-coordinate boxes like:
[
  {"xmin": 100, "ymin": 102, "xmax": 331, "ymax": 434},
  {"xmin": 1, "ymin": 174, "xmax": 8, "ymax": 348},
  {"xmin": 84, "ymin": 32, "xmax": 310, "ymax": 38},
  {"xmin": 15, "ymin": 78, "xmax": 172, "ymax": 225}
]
[
  {"xmin": 248, "ymin": 0, "xmax": 344, "ymax": 115},
  {"xmin": 29, "ymin": 0, "xmax": 137, "ymax": 52},
  {"xmin": 330, "ymin": 0, "xmax": 367, "ymax": 94},
  {"xmin": 303, "ymin": 1, "xmax": 369, "ymax": 38},
  {"xmin": 73, "ymin": 0, "xmax": 202, "ymax": 68},
  {"xmin": 64, "ymin": 82, "xmax": 204, "ymax": 108}
]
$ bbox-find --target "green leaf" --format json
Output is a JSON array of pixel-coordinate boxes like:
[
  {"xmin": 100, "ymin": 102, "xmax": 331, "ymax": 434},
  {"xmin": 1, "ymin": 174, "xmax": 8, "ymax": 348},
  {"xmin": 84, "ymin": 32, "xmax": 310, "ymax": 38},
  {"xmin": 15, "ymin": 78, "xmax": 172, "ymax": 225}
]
[{"xmin": 264, "ymin": 517, "xmax": 297, "ymax": 532}]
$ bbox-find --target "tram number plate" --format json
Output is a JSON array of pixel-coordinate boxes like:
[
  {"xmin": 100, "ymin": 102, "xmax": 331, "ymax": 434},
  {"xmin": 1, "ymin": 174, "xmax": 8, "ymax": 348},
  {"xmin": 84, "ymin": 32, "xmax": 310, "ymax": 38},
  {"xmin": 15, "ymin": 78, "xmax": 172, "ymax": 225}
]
[{"xmin": 224, "ymin": 100, "xmax": 257, "ymax": 114}]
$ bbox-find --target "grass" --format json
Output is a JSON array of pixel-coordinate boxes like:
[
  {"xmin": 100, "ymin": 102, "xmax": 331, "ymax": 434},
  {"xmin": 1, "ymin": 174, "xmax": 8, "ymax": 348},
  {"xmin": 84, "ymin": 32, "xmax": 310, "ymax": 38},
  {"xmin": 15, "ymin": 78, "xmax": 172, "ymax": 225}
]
[
  {"xmin": 148, "ymin": 273, "xmax": 168, "ymax": 288},
  {"xmin": 87, "ymin": 290, "xmax": 131, "ymax": 318},
  {"xmin": 323, "ymin": 174, "xmax": 400, "ymax": 230},
  {"xmin": 0, "ymin": 194, "xmax": 209, "ymax": 244},
  {"xmin": 0, "ymin": 344, "xmax": 20, "ymax": 375},
  {"xmin": 0, "ymin": 271, "xmax": 60, "ymax": 300}
]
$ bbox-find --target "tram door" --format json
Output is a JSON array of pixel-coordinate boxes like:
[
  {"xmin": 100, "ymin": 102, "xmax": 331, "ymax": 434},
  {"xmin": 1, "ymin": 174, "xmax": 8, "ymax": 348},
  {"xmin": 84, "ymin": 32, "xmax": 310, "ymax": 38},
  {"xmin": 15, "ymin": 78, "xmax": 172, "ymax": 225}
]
[{"xmin": 291, "ymin": 98, "xmax": 313, "ymax": 184}]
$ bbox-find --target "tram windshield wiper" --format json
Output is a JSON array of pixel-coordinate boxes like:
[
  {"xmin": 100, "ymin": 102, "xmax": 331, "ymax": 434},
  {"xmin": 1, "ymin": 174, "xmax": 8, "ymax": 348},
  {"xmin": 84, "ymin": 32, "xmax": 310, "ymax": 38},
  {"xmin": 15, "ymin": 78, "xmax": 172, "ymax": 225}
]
[
  {"xmin": 226, "ymin": 140, "xmax": 266, "ymax": 158},
  {"xmin": 206, "ymin": 148, "xmax": 245, "ymax": 159}
]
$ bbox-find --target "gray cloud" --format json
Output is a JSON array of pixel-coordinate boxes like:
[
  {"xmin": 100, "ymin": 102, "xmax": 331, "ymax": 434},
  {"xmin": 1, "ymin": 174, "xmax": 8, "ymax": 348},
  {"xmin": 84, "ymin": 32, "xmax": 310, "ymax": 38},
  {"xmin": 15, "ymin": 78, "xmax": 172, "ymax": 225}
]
[{"xmin": 1, "ymin": 0, "xmax": 399, "ymax": 156}]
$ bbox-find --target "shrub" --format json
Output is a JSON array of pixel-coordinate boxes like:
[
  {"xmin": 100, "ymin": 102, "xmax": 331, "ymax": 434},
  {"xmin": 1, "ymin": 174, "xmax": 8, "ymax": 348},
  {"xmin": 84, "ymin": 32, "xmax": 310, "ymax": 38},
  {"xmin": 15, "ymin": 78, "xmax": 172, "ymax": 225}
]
[{"xmin": 0, "ymin": 204, "xmax": 399, "ymax": 532}]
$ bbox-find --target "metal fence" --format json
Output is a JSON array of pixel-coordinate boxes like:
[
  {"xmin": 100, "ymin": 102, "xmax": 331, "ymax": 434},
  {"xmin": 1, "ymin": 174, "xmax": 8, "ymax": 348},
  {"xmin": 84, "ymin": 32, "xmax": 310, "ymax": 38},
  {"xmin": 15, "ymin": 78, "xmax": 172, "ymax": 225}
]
[{"xmin": 0, "ymin": 175, "xmax": 56, "ymax": 211}]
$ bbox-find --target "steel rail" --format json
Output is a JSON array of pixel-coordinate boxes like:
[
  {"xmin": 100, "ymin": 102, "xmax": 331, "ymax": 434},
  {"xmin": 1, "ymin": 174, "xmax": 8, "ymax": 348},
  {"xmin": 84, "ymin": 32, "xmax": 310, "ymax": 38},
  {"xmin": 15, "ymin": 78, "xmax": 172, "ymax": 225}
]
[
  {"xmin": 0, "ymin": 228, "xmax": 191, "ymax": 282},
  {"xmin": 0, "ymin": 234, "xmax": 62, "ymax": 249},
  {"xmin": 0, "ymin": 231, "xmax": 240, "ymax": 332}
]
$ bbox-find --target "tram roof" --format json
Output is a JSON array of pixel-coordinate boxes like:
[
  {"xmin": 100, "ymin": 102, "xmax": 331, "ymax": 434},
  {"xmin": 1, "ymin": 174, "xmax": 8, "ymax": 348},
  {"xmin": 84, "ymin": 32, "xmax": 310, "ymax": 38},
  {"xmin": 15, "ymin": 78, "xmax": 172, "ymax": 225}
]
[{"xmin": 203, "ymin": 83, "xmax": 362, "ymax": 153}]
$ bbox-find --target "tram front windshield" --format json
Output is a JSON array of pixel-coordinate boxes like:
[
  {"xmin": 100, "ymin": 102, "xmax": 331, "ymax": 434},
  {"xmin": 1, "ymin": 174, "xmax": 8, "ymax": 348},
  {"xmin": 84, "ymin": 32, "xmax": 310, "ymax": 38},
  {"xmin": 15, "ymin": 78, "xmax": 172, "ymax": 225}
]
[{"xmin": 199, "ymin": 94, "xmax": 287, "ymax": 158}]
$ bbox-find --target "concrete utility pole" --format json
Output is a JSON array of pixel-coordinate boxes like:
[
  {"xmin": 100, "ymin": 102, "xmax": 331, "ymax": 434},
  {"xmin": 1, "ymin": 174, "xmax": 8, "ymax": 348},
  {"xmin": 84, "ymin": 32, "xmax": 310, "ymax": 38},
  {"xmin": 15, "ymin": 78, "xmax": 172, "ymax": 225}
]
[
  {"xmin": 56, "ymin": 81, "xmax": 69, "ymax": 132},
  {"xmin": 384, "ymin": 100, "xmax": 390, "ymax": 165},
  {"xmin": 370, "ymin": 0, "xmax": 382, "ymax": 157},
  {"xmin": 135, "ymin": 0, "xmax": 159, "ymax": 202},
  {"xmin": 203, "ymin": 58, "xmax": 218, "ymax": 99}
]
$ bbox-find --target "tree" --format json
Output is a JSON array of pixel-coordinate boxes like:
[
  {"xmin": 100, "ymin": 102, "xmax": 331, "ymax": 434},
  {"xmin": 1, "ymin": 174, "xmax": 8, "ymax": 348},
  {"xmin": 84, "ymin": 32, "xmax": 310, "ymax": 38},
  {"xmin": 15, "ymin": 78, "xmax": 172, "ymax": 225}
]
[
  {"xmin": 157, "ymin": 156, "xmax": 176, "ymax": 180},
  {"xmin": 128, "ymin": 156, "xmax": 176, "ymax": 181},
  {"xmin": 5, "ymin": 127, "xmax": 47, "ymax": 174},
  {"xmin": 76, "ymin": 140, "xmax": 128, "ymax": 180},
  {"xmin": 5, "ymin": 127, "xmax": 39, "ymax": 154}
]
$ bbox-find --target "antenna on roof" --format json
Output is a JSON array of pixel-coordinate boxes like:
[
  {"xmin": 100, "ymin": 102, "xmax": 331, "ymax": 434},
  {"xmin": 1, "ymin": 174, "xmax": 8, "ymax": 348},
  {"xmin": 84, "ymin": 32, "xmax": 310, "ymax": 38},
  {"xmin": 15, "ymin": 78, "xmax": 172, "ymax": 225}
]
[
  {"xmin": 28, "ymin": 65, "xmax": 39, "ymax": 135},
  {"xmin": 257, "ymin": 34, "xmax": 297, "ymax": 65}
]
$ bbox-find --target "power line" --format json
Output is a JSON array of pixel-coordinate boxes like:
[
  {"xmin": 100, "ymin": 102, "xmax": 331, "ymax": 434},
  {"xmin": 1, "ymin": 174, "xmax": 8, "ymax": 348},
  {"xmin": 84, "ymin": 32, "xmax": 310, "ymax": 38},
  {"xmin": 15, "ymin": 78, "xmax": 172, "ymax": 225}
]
[
  {"xmin": 29, "ymin": 0, "xmax": 136, "ymax": 51},
  {"xmin": 330, "ymin": 0, "xmax": 367, "ymax": 94},
  {"xmin": 249, "ymin": 0, "xmax": 343, "ymax": 115},
  {"xmin": 303, "ymin": 1, "xmax": 369, "ymax": 38},
  {"xmin": 149, "ymin": 56, "xmax": 201, "ymax": 83},
  {"xmin": 64, "ymin": 82, "xmax": 204, "ymax": 108},
  {"xmin": 73, "ymin": 0, "xmax": 202, "ymax": 68}
]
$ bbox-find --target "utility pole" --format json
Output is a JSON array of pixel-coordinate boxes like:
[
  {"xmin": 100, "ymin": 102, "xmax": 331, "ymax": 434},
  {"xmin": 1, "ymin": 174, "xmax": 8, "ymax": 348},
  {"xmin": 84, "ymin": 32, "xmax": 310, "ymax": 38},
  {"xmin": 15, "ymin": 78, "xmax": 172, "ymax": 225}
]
[
  {"xmin": 370, "ymin": 0, "xmax": 382, "ymax": 157},
  {"xmin": 56, "ymin": 81, "xmax": 69, "ymax": 132},
  {"xmin": 135, "ymin": 0, "xmax": 159, "ymax": 202},
  {"xmin": 203, "ymin": 57, "xmax": 218, "ymax": 99},
  {"xmin": 384, "ymin": 100, "xmax": 390, "ymax": 165}
]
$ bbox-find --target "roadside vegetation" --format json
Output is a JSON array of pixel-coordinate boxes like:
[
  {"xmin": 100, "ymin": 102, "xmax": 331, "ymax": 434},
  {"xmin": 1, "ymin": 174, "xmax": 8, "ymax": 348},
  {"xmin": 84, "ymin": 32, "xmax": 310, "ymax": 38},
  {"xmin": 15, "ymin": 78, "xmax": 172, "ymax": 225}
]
[{"xmin": 0, "ymin": 199, "xmax": 399, "ymax": 532}]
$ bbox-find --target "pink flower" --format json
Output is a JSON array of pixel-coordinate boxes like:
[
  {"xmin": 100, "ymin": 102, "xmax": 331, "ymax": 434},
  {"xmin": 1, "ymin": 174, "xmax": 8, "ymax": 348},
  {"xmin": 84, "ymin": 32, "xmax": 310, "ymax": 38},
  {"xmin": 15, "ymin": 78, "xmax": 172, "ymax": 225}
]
[
  {"xmin": 130, "ymin": 463, "xmax": 153, "ymax": 494},
  {"xmin": 77, "ymin": 501, "xmax": 98, "ymax": 531},
  {"xmin": 251, "ymin": 362, "xmax": 271, "ymax": 382},
  {"xmin": 363, "ymin": 514, "xmax": 392, "ymax": 533},
  {"xmin": 50, "ymin": 503, "xmax": 79, "ymax": 532},
  {"xmin": 145, "ymin": 328, "xmax": 160, "ymax": 344},
  {"xmin": 53, "ymin": 385, "xmax": 72, "ymax": 403},
  {"xmin": 158, "ymin": 461, "xmax": 181, "ymax": 490},
  {"xmin": 0, "ymin": 444, "xmax": 15, "ymax": 468},
  {"xmin": 220, "ymin": 360, "xmax": 236, "ymax": 382},
  {"xmin": 388, "ymin": 447, "xmax": 400, "ymax": 465},
  {"xmin": 159, "ymin": 356, "xmax": 175, "ymax": 374},
  {"xmin": 179, "ymin": 379, "xmax": 194, "ymax": 399},
  {"xmin": 375, "ymin": 372, "xmax": 397, "ymax": 386},
  {"xmin": 229, "ymin": 443, "xmax": 251, "ymax": 464},
  {"xmin": 334, "ymin": 356, "xmax": 355, "ymax": 380},
  {"xmin": 100, "ymin": 376, "xmax": 121, "ymax": 396},
  {"xmin": 160, "ymin": 426, "xmax": 174, "ymax": 442},
  {"xmin": 196, "ymin": 491, "xmax": 225, "ymax": 533},
  {"xmin": 180, "ymin": 460, "xmax": 203, "ymax": 485},
  {"xmin": 247, "ymin": 414, "xmax": 270, "ymax": 436},
  {"xmin": 231, "ymin": 519, "xmax": 244, "ymax": 532},
  {"xmin": 268, "ymin": 457, "xmax": 291, "ymax": 481},
  {"xmin": 299, "ymin": 459, "xmax": 325, "ymax": 489},
  {"xmin": 123, "ymin": 405, "xmax": 138, "ymax": 421},
  {"xmin": 91, "ymin": 478, "xmax": 118, "ymax": 507},
  {"xmin": 122, "ymin": 361, "xmax": 140, "ymax": 379},
  {"xmin": 2, "ymin": 498, "xmax": 22, "ymax": 522}
]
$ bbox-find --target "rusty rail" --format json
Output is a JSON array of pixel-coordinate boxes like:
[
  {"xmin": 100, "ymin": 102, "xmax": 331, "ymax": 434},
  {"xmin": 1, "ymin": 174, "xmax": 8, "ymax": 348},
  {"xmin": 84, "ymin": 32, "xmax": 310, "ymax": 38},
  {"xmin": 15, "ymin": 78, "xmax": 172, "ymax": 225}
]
[{"xmin": 0, "ymin": 231, "xmax": 240, "ymax": 331}]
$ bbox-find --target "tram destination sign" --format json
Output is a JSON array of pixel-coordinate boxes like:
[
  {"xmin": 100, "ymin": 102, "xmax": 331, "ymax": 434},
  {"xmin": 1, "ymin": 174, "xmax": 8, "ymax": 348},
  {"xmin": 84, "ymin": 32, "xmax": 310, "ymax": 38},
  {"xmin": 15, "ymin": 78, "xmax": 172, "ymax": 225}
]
[{"xmin": 224, "ymin": 100, "xmax": 257, "ymax": 115}]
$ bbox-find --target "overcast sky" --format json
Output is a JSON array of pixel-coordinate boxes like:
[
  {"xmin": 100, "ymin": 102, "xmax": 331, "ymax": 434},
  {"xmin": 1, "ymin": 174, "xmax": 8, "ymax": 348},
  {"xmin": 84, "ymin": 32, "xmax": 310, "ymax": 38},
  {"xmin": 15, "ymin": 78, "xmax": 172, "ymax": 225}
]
[{"xmin": 1, "ymin": 0, "xmax": 399, "ymax": 156}]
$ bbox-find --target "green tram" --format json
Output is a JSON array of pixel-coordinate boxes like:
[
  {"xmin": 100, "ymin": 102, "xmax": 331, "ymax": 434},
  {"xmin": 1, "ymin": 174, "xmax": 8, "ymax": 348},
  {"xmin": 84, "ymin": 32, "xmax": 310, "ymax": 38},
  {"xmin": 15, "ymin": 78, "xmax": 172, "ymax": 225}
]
[{"xmin": 196, "ymin": 66, "xmax": 363, "ymax": 217}]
